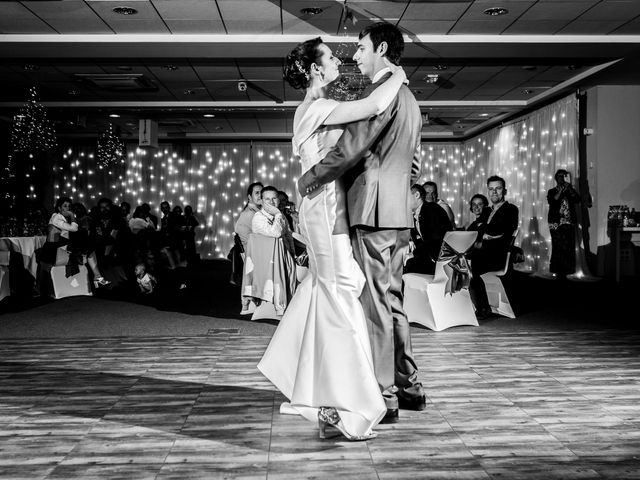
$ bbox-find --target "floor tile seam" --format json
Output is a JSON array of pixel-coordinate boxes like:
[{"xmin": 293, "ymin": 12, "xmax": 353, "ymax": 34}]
[{"xmin": 265, "ymin": 391, "xmax": 276, "ymax": 480}]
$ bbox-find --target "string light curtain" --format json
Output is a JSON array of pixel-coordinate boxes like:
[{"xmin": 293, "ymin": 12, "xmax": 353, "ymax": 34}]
[
  {"xmin": 52, "ymin": 95, "xmax": 577, "ymax": 271},
  {"xmin": 420, "ymin": 95, "xmax": 579, "ymax": 273}
]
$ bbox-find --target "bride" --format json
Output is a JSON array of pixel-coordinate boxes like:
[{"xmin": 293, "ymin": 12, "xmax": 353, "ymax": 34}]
[{"xmin": 257, "ymin": 37, "xmax": 407, "ymax": 441}]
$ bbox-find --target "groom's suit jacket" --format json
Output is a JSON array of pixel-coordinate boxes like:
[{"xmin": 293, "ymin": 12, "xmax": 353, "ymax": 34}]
[{"xmin": 298, "ymin": 72, "xmax": 422, "ymax": 230}]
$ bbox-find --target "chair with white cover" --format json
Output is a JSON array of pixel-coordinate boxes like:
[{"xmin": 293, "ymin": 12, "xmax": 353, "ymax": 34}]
[
  {"xmin": 0, "ymin": 251, "xmax": 10, "ymax": 301},
  {"xmin": 241, "ymin": 233, "xmax": 297, "ymax": 320},
  {"xmin": 403, "ymin": 231, "xmax": 479, "ymax": 331},
  {"xmin": 480, "ymin": 229, "xmax": 519, "ymax": 318}
]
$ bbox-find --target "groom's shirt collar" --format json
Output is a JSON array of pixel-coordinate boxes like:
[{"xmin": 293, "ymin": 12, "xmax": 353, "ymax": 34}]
[{"xmin": 372, "ymin": 67, "xmax": 391, "ymax": 84}]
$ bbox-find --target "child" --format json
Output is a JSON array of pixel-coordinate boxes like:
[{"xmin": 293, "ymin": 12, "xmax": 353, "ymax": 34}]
[{"xmin": 135, "ymin": 263, "xmax": 156, "ymax": 294}]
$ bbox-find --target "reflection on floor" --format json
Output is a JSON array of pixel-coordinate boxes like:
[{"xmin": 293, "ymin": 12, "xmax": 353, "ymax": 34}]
[{"xmin": 1, "ymin": 326, "xmax": 640, "ymax": 479}]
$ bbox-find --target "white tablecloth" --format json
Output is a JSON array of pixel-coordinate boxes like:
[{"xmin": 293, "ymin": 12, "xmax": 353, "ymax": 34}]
[{"xmin": 0, "ymin": 236, "xmax": 47, "ymax": 279}]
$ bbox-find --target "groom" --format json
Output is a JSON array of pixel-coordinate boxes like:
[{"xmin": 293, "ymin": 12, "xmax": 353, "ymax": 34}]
[{"xmin": 298, "ymin": 22, "xmax": 425, "ymax": 422}]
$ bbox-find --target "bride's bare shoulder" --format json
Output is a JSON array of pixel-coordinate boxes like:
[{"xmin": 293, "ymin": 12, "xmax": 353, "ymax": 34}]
[{"xmin": 293, "ymin": 101, "xmax": 314, "ymax": 133}]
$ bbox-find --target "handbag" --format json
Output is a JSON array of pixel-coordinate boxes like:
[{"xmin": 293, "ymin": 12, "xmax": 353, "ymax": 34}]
[{"xmin": 228, "ymin": 233, "xmax": 245, "ymax": 286}]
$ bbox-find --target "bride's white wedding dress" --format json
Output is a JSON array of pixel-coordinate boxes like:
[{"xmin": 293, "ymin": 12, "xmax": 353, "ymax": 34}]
[{"xmin": 257, "ymin": 98, "xmax": 386, "ymax": 438}]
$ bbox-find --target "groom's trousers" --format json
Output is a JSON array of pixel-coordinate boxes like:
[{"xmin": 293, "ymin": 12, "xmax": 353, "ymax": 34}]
[{"xmin": 351, "ymin": 226, "xmax": 421, "ymax": 405}]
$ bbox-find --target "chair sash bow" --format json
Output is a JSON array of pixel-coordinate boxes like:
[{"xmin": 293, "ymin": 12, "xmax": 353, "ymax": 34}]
[{"xmin": 439, "ymin": 240, "xmax": 472, "ymax": 295}]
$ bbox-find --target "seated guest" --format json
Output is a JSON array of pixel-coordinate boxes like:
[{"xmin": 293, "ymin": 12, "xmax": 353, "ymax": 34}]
[
  {"xmin": 120, "ymin": 201, "xmax": 132, "ymax": 222},
  {"xmin": 234, "ymin": 182, "xmax": 263, "ymax": 252},
  {"xmin": 140, "ymin": 203, "xmax": 158, "ymax": 229},
  {"xmin": 277, "ymin": 190, "xmax": 298, "ymax": 232},
  {"xmin": 42, "ymin": 197, "xmax": 110, "ymax": 287},
  {"xmin": 469, "ymin": 175, "xmax": 519, "ymax": 319},
  {"xmin": 405, "ymin": 184, "xmax": 451, "ymax": 275},
  {"xmin": 466, "ymin": 194, "xmax": 491, "ymax": 248},
  {"xmin": 423, "ymin": 181, "xmax": 456, "ymax": 229}
]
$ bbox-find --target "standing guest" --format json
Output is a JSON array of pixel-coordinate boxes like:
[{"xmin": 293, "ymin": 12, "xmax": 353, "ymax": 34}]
[
  {"xmin": 423, "ymin": 181, "xmax": 456, "ymax": 229},
  {"xmin": 547, "ymin": 169, "xmax": 580, "ymax": 279},
  {"xmin": 405, "ymin": 184, "xmax": 451, "ymax": 275},
  {"xmin": 252, "ymin": 186, "xmax": 295, "ymax": 254},
  {"xmin": 469, "ymin": 176, "xmax": 519, "ymax": 319},
  {"xmin": 184, "ymin": 205, "xmax": 200, "ymax": 264},
  {"xmin": 234, "ymin": 182, "xmax": 263, "ymax": 252}
]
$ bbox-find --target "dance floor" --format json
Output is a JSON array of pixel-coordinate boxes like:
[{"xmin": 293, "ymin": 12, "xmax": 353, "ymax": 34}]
[{"xmin": 1, "ymin": 263, "xmax": 640, "ymax": 479}]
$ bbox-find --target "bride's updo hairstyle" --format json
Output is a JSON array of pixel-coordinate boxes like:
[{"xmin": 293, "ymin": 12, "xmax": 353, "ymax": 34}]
[{"xmin": 283, "ymin": 37, "xmax": 324, "ymax": 89}]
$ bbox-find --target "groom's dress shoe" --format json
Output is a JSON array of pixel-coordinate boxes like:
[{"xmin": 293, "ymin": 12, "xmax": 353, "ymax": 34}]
[
  {"xmin": 398, "ymin": 394, "xmax": 427, "ymax": 411},
  {"xmin": 379, "ymin": 408, "xmax": 399, "ymax": 424}
]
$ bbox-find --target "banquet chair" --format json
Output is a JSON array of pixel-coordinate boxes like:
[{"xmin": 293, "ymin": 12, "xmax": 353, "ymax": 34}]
[
  {"xmin": 241, "ymin": 233, "xmax": 297, "ymax": 320},
  {"xmin": 480, "ymin": 229, "xmax": 519, "ymax": 319},
  {"xmin": 402, "ymin": 231, "xmax": 478, "ymax": 331},
  {"xmin": 40, "ymin": 247, "xmax": 92, "ymax": 299},
  {"xmin": 0, "ymin": 251, "xmax": 9, "ymax": 301}
]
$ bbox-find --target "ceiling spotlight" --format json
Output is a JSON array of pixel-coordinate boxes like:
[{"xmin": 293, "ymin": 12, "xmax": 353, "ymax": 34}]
[
  {"xmin": 425, "ymin": 74, "xmax": 439, "ymax": 84},
  {"xmin": 203, "ymin": 114, "xmax": 215, "ymax": 118},
  {"xmin": 163, "ymin": 65, "xmax": 179, "ymax": 71},
  {"xmin": 483, "ymin": 7, "xmax": 509, "ymax": 16},
  {"xmin": 112, "ymin": 6, "xmax": 138, "ymax": 15},
  {"xmin": 567, "ymin": 65, "xmax": 578, "ymax": 70},
  {"xmin": 522, "ymin": 89, "xmax": 533, "ymax": 95},
  {"xmin": 109, "ymin": 114, "xmax": 120, "ymax": 118},
  {"xmin": 412, "ymin": 89, "xmax": 423, "ymax": 95},
  {"xmin": 67, "ymin": 89, "xmax": 78, "ymax": 96},
  {"xmin": 300, "ymin": 7, "xmax": 323, "ymax": 15},
  {"xmin": 22, "ymin": 64, "xmax": 39, "ymax": 71},
  {"xmin": 183, "ymin": 89, "xmax": 196, "ymax": 95},
  {"xmin": 433, "ymin": 65, "xmax": 448, "ymax": 71},
  {"xmin": 478, "ymin": 113, "xmax": 490, "ymax": 117},
  {"xmin": 522, "ymin": 65, "xmax": 537, "ymax": 71},
  {"xmin": 213, "ymin": 126, "xmax": 223, "ymax": 131}
]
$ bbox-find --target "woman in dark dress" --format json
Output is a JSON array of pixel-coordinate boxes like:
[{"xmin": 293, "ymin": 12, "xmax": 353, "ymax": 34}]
[
  {"xmin": 466, "ymin": 194, "xmax": 491, "ymax": 248},
  {"xmin": 547, "ymin": 169, "xmax": 580, "ymax": 278}
]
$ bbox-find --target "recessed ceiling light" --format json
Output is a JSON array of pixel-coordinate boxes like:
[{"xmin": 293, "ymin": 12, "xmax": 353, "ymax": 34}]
[
  {"xmin": 163, "ymin": 65, "xmax": 179, "ymax": 71},
  {"xmin": 478, "ymin": 113, "xmax": 490, "ymax": 117},
  {"xmin": 433, "ymin": 65, "xmax": 448, "ymax": 71},
  {"xmin": 112, "ymin": 6, "xmax": 138, "ymax": 15},
  {"xmin": 483, "ymin": 7, "xmax": 509, "ymax": 16},
  {"xmin": 203, "ymin": 114, "xmax": 215, "ymax": 118},
  {"xmin": 566, "ymin": 65, "xmax": 578, "ymax": 70},
  {"xmin": 213, "ymin": 126, "xmax": 223, "ymax": 131},
  {"xmin": 300, "ymin": 7, "xmax": 323, "ymax": 15},
  {"xmin": 183, "ymin": 89, "xmax": 196, "ymax": 95},
  {"xmin": 109, "ymin": 113, "xmax": 120, "ymax": 118},
  {"xmin": 22, "ymin": 64, "xmax": 39, "ymax": 71},
  {"xmin": 522, "ymin": 65, "xmax": 537, "ymax": 71},
  {"xmin": 522, "ymin": 89, "xmax": 533, "ymax": 95},
  {"xmin": 67, "ymin": 89, "xmax": 78, "ymax": 96}
]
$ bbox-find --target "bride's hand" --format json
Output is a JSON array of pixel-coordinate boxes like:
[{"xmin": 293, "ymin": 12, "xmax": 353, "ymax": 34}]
[{"xmin": 383, "ymin": 58, "xmax": 408, "ymax": 84}]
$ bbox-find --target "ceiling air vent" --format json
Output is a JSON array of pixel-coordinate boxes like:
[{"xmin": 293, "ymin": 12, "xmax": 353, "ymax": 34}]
[{"xmin": 74, "ymin": 74, "xmax": 158, "ymax": 91}]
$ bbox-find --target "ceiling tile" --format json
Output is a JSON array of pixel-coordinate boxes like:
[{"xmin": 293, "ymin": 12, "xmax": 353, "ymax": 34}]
[
  {"xmin": 579, "ymin": 0, "xmax": 640, "ymax": 21},
  {"xmin": 517, "ymin": 1, "xmax": 598, "ymax": 21},
  {"xmin": 402, "ymin": 2, "xmax": 472, "ymax": 21},
  {"xmin": 86, "ymin": 1, "xmax": 170, "ymax": 33},
  {"xmin": 0, "ymin": 3, "xmax": 56, "ymax": 33},
  {"xmin": 217, "ymin": 0, "xmax": 281, "ymax": 33},
  {"xmin": 165, "ymin": 20, "xmax": 226, "ymax": 33},
  {"xmin": 152, "ymin": 0, "xmax": 222, "ymax": 20},
  {"xmin": 349, "ymin": 1, "xmax": 408, "ymax": 20},
  {"xmin": 612, "ymin": 18, "xmax": 640, "ymax": 34},
  {"xmin": 22, "ymin": 0, "xmax": 113, "ymax": 33},
  {"xmin": 503, "ymin": 20, "xmax": 570, "ymax": 34},
  {"xmin": 397, "ymin": 20, "xmax": 456, "ymax": 34},
  {"xmin": 193, "ymin": 65, "xmax": 241, "ymax": 81},
  {"xmin": 558, "ymin": 20, "xmax": 627, "ymax": 34},
  {"xmin": 257, "ymin": 117, "xmax": 287, "ymax": 133},
  {"xmin": 449, "ymin": 19, "xmax": 516, "ymax": 35},
  {"xmin": 458, "ymin": 0, "xmax": 537, "ymax": 20}
]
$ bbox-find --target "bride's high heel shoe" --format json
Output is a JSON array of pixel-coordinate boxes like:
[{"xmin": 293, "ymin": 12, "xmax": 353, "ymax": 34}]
[
  {"xmin": 317, "ymin": 407, "xmax": 377, "ymax": 441},
  {"xmin": 93, "ymin": 276, "xmax": 111, "ymax": 288}
]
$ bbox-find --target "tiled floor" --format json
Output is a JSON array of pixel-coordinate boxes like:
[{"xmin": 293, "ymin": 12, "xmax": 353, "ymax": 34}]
[{"xmin": 1, "ymin": 327, "xmax": 640, "ymax": 479}]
